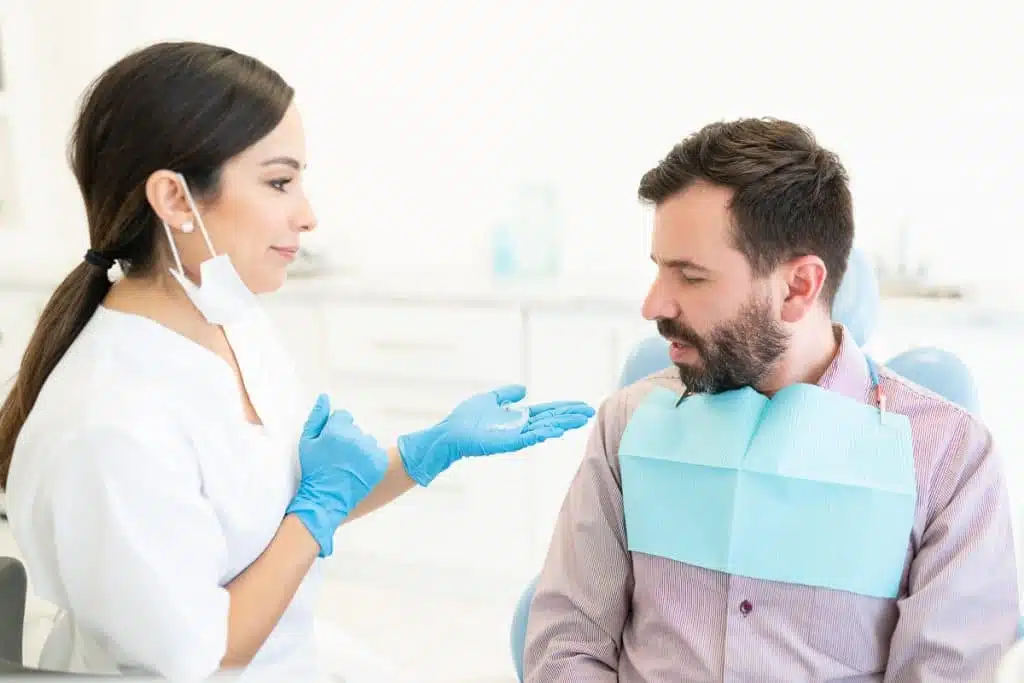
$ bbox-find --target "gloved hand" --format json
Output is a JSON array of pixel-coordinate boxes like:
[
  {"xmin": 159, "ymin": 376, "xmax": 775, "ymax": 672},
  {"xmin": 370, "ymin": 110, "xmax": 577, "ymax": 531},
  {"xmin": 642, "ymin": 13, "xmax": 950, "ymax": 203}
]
[
  {"xmin": 286, "ymin": 394, "xmax": 389, "ymax": 557},
  {"xmin": 397, "ymin": 384, "xmax": 595, "ymax": 487}
]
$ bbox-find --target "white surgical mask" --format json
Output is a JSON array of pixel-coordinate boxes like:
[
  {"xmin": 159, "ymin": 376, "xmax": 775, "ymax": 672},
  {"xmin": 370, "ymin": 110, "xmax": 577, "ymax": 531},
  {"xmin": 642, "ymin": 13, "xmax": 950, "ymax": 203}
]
[{"xmin": 161, "ymin": 173, "xmax": 257, "ymax": 326}]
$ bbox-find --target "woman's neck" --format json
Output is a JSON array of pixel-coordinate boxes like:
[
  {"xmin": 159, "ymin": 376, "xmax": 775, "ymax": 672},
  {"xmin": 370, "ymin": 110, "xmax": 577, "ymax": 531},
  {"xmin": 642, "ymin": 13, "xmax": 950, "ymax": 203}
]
[{"xmin": 102, "ymin": 273, "xmax": 221, "ymax": 349}]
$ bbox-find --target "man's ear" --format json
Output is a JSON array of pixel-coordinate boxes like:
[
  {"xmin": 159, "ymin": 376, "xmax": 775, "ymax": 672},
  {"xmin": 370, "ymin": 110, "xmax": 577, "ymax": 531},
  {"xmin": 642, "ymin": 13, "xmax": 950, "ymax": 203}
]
[{"xmin": 779, "ymin": 255, "xmax": 828, "ymax": 323}]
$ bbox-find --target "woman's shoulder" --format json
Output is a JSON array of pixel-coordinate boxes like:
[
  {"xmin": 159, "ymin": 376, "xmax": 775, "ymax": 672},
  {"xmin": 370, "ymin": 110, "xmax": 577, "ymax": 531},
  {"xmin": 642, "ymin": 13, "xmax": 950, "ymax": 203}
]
[
  {"xmin": 15, "ymin": 378, "xmax": 190, "ymax": 474},
  {"xmin": 7, "ymin": 388, "xmax": 197, "ymax": 533}
]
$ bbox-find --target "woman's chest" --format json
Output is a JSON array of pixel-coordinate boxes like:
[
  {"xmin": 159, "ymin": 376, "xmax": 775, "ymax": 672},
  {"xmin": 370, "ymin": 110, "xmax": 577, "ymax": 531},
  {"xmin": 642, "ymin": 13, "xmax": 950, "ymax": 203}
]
[{"xmin": 192, "ymin": 419, "xmax": 300, "ymax": 580}]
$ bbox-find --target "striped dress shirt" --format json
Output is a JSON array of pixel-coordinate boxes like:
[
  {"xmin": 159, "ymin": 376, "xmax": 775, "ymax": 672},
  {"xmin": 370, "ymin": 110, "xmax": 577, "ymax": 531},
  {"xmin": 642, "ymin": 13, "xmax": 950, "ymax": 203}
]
[{"xmin": 523, "ymin": 329, "xmax": 1019, "ymax": 682}]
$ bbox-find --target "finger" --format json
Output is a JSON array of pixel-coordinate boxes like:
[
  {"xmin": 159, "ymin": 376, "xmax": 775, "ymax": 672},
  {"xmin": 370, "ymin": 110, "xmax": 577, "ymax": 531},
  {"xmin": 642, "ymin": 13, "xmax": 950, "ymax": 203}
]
[
  {"xmin": 528, "ymin": 414, "xmax": 591, "ymax": 431},
  {"xmin": 356, "ymin": 430, "xmax": 380, "ymax": 451},
  {"xmin": 494, "ymin": 425, "xmax": 568, "ymax": 453},
  {"xmin": 321, "ymin": 410, "xmax": 356, "ymax": 440},
  {"xmin": 332, "ymin": 409, "xmax": 355, "ymax": 425},
  {"xmin": 301, "ymin": 394, "xmax": 331, "ymax": 439},
  {"xmin": 528, "ymin": 401, "xmax": 595, "ymax": 418},
  {"xmin": 510, "ymin": 432, "xmax": 545, "ymax": 450},
  {"xmin": 494, "ymin": 430, "xmax": 547, "ymax": 452},
  {"xmin": 521, "ymin": 426, "xmax": 565, "ymax": 444},
  {"xmin": 490, "ymin": 384, "xmax": 527, "ymax": 405}
]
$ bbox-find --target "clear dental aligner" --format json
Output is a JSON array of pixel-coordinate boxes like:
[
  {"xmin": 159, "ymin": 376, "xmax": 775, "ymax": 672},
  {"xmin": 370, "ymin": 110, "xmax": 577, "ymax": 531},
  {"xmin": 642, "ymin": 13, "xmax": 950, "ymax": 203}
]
[{"xmin": 492, "ymin": 405, "xmax": 529, "ymax": 430}]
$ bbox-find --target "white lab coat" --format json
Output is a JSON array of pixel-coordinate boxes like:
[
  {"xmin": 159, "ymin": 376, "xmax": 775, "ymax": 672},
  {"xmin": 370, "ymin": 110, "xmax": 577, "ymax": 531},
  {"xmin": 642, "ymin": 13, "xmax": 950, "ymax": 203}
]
[{"xmin": 6, "ymin": 304, "xmax": 407, "ymax": 682}]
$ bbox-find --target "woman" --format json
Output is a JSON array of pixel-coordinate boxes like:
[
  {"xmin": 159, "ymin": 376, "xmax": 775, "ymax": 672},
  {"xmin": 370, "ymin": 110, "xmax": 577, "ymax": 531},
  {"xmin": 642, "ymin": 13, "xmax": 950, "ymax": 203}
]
[{"xmin": 0, "ymin": 41, "xmax": 594, "ymax": 681}]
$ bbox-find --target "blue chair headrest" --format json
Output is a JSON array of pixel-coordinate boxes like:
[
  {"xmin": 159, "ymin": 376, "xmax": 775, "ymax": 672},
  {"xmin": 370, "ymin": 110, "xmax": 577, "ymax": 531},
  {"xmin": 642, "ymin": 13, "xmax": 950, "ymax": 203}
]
[
  {"xmin": 618, "ymin": 337, "xmax": 672, "ymax": 388},
  {"xmin": 832, "ymin": 247, "xmax": 880, "ymax": 347},
  {"xmin": 885, "ymin": 347, "xmax": 981, "ymax": 414},
  {"xmin": 509, "ymin": 576, "xmax": 540, "ymax": 682}
]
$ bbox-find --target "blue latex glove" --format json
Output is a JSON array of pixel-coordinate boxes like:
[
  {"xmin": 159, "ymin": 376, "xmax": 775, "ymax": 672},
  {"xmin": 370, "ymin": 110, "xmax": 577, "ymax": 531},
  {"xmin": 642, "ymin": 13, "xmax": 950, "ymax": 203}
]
[
  {"xmin": 396, "ymin": 384, "xmax": 595, "ymax": 487},
  {"xmin": 286, "ymin": 394, "xmax": 389, "ymax": 557}
]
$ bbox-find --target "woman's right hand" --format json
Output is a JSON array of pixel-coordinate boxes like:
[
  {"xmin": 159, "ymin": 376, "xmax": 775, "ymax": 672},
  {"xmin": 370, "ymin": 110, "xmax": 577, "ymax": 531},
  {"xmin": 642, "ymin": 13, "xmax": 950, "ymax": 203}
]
[{"xmin": 285, "ymin": 394, "xmax": 389, "ymax": 557}]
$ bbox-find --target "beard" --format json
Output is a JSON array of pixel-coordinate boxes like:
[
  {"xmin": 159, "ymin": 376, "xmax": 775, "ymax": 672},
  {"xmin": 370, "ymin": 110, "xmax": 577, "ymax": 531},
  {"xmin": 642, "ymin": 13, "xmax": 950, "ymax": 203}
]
[{"xmin": 657, "ymin": 294, "xmax": 789, "ymax": 395}]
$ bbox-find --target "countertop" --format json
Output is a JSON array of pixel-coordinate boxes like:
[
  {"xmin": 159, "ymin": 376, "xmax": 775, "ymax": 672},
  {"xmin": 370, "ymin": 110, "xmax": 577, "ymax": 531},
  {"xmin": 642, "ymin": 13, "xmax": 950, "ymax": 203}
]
[
  {"xmin": 4, "ymin": 267, "xmax": 1024, "ymax": 323},
  {"xmin": 0, "ymin": 267, "xmax": 650, "ymax": 311}
]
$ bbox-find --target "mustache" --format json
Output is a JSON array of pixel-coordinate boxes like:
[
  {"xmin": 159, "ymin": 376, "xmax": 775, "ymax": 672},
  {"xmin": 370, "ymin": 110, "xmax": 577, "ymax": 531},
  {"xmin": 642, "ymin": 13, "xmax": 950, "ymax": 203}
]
[{"xmin": 657, "ymin": 318, "xmax": 702, "ymax": 348}]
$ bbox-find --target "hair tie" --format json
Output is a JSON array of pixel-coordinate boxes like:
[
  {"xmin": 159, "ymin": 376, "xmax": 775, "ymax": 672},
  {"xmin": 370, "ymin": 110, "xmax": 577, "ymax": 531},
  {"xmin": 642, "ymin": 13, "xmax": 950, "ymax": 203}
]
[{"xmin": 84, "ymin": 249, "xmax": 115, "ymax": 271}]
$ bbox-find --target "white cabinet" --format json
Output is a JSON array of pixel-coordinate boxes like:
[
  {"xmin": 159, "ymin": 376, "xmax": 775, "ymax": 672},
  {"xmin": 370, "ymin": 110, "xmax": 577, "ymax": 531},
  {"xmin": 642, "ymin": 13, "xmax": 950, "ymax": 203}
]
[
  {"xmin": 522, "ymin": 309, "xmax": 653, "ymax": 560},
  {"xmin": 260, "ymin": 291, "xmax": 646, "ymax": 593},
  {"xmin": 318, "ymin": 301, "xmax": 648, "ymax": 592},
  {"xmin": 322, "ymin": 302, "xmax": 524, "ymax": 386},
  {"xmin": 0, "ymin": 280, "xmax": 646, "ymax": 597},
  {"xmin": 0, "ymin": 0, "xmax": 55, "ymax": 282},
  {"xmin": 0, "ymin": 289, "xmax": 59, "ymax": 661},
  {"xmin": 259, "ymin": 297, "xmax": 329, "ymax": 399},
  {"xmin": 525, "ymin": 309, "xmax": 653, "ymax": 404},
  {"xmin": 324, "ymin": 375, "xmax": 536, "ymax": 582},
  {"xmin": 0, "ymin": 289, "xmax": 45, "ymax": 399}
]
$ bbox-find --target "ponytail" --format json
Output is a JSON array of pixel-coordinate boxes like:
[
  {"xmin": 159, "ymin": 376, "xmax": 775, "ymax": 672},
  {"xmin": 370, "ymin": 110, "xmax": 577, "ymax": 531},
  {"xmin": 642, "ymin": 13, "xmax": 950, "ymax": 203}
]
[{"xmin": 0, "ymin": 263, "xmax": 111, "ymax": 488}]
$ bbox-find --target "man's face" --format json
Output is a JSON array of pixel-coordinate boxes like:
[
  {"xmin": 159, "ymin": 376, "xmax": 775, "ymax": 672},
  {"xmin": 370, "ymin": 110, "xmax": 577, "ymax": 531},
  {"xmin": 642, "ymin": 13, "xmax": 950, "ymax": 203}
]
[{"xmin": 642, "ymin": 181, "xmax": 789, "ymax": 394}]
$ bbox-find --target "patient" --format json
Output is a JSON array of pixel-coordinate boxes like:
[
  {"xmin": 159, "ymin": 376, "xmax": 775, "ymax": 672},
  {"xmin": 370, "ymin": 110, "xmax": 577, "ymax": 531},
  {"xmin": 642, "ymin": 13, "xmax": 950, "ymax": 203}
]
[{"xmin": 522, "ymin": 118, "xmax": 1019, "ymax": 682}]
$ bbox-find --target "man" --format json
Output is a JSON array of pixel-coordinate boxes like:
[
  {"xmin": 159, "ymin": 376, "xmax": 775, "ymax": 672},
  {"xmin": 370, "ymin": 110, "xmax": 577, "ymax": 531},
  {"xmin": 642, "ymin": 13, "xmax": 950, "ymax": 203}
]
[{"xmin": 522, "ymin": 118, "xmax": 1018, "ymax": 682}]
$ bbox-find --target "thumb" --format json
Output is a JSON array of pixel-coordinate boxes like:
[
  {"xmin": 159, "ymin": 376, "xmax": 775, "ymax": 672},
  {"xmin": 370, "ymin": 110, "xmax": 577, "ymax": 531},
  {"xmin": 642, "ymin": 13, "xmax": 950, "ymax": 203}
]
[
  {"xmin": 490, "ymin": 384, "xmax": 527, "ymax": 406},
  {"xmin": 301, "ymin": 394, "xmax": 331, "ymax": 440}
]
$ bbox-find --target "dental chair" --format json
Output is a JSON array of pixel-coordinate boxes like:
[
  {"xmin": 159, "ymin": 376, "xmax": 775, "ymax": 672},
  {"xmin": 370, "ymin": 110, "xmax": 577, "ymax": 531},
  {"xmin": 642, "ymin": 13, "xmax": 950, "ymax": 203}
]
[
  {"xmin": 0, "ymin": 556, "xmax": 102, "ymax": 677},
  {"xmin": 508, "ymin": 248, "xmax": 993, "ymax": 681},
  {"xmin": 0, "ymin": 557, "xmax": 26, "ymax": 668}
]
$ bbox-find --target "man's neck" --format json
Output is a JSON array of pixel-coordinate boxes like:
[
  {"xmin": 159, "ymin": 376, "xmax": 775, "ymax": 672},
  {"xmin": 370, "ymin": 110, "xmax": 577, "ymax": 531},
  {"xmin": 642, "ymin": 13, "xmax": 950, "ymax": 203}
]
[{"xmin": 756, "ymin": 321, "xmax": 841, "ymax": 396}]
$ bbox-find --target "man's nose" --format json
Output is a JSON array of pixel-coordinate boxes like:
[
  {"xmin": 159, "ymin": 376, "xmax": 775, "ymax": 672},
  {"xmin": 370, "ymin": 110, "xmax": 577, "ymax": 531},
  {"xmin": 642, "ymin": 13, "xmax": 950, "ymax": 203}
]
[{"xmin": 642, "ymin": 277, "xmax": 680, "ymax": 321}]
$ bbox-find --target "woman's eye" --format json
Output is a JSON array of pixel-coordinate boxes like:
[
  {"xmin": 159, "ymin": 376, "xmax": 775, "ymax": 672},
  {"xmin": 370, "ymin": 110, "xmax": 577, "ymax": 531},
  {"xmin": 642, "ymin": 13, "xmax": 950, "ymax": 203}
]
[{"xmin": 269, "ymin": 178, "xmax": 292, "ymax": 192}]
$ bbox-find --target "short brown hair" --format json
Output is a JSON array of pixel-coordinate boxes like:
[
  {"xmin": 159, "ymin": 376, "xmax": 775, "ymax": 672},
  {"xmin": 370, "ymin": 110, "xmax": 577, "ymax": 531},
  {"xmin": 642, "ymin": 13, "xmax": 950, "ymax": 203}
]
[{"xmin": 638, "ymin": 117, "xmax": 854, "ymax": 305}]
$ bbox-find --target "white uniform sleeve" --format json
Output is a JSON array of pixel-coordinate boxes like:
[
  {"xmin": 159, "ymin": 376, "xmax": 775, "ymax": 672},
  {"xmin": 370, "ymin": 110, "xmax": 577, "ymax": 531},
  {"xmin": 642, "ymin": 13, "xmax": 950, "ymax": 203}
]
[{"xmin": 48, "ymin": 422, "xmax": 231, "ymax": 682}]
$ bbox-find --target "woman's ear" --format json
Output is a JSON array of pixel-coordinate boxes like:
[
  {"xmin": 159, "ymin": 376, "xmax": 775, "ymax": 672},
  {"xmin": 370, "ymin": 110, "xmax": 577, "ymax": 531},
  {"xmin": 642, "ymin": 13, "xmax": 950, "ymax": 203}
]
[{"xmin": 144, "ymin": 170, "xmax": 192, "ymax": 231}]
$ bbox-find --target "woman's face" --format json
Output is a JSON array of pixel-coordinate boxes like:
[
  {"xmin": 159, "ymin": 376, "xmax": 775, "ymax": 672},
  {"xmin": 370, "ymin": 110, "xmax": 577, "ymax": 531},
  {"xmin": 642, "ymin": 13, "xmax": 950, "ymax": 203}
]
[{"xmin": 169, "ymin": 102, "xmax": 317, "ymax": 295}]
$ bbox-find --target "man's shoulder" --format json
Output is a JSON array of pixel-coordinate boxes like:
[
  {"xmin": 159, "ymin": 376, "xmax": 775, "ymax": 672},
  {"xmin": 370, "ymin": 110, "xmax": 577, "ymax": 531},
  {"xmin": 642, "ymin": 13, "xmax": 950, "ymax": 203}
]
[
  {"xmin": 879, "ymin": 364, "xmax": 977, "ymax": 422},
  {"xmin": 879, "ymin": 366, "xmax": 994, "ymax": 477},
  {"xmin": 596, "ymin": 367, "xmax": 684, "ymax": 440}
]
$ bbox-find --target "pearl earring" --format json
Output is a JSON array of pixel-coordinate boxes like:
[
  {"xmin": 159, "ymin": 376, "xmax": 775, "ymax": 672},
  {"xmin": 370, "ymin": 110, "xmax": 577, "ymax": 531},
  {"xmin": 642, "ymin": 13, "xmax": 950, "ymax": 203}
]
[{"xmin": 181, "ymin": 220, "xmax": 194, "ymax": 234}]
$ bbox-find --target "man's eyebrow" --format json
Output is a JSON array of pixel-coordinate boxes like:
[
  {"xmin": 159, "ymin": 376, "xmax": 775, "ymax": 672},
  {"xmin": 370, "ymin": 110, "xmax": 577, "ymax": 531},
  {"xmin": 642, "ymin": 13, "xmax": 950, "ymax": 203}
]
[{"xmin": 650, "ymin": 255, "xmax": 710, "ymax": 272}]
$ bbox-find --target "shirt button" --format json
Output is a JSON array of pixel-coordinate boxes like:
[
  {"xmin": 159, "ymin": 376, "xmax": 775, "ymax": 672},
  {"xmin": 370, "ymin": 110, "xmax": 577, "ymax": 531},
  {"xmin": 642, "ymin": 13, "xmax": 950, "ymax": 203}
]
[{"xmin": 739, "ymin": 600, "xmax": 753, "ymax": 616}]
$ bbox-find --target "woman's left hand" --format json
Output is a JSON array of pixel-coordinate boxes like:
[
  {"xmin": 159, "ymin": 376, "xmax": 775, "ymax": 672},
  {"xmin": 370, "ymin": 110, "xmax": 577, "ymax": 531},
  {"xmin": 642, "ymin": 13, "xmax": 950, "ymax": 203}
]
[{"xmin": 396, "ymin": 384, "xmax": 595, "ymax": 486}]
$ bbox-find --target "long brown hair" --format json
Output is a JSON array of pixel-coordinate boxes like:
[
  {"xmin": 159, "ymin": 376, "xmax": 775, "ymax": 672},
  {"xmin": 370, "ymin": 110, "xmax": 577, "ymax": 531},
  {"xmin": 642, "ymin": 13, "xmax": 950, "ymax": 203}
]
[{"xmin": 0, "ymin": 41, "xmax": 294, "ymax": 488}]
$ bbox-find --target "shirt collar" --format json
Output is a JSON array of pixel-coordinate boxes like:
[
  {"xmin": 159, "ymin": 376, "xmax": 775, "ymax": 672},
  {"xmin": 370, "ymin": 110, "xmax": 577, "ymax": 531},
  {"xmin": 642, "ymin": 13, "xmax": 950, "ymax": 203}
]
[{"xmin": 816, "ymin": 323, "xmax": 874, "ymax": 403}]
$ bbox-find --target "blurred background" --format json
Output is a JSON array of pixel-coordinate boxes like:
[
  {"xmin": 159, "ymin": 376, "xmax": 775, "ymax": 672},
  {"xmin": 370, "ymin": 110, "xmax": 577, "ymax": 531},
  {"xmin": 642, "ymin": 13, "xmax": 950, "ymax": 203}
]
[{"xmin": 0, "ymin": 1, "xmax": 1021, "ymax": 680}]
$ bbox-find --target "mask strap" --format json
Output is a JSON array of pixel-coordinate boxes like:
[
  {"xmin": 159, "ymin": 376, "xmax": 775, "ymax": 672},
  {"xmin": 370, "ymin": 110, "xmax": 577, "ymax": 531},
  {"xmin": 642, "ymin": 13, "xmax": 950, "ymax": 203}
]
[
  {"xmin": 161, "ymin": 219, "xmax": 186, "ymax": 276},
  {"xmin": 175, "ymin": 173, "xmax": 217, "ymax": 259}
]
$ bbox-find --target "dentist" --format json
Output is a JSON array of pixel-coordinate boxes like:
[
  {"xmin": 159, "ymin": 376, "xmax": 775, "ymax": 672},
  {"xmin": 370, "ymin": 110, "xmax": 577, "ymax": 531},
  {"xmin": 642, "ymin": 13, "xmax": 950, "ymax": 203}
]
[{"xmin": 0, "ymin": 41, "xmax": 593, "ymax": 682}]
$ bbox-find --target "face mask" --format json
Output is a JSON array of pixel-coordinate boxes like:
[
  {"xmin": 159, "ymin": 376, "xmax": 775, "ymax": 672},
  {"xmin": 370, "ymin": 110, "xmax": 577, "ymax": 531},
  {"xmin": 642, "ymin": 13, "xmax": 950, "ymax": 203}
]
[{"xmin": 161, "ymin": 173, "xmax": 257, "ymax": 326}]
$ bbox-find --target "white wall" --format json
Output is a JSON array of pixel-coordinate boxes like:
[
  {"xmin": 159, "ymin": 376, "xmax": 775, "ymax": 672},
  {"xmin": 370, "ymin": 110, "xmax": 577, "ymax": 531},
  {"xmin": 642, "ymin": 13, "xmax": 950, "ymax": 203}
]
[
  {"xmin": 3, "ymin": 7, "xmax": 1022, "ymax": 675},
  {"xmin": 16, "ymin": 0, "xmax": 1024, "ymax": 292}
]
